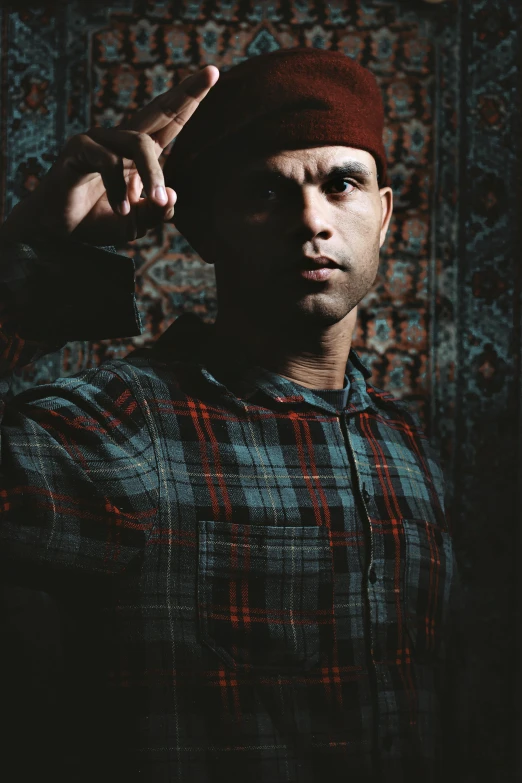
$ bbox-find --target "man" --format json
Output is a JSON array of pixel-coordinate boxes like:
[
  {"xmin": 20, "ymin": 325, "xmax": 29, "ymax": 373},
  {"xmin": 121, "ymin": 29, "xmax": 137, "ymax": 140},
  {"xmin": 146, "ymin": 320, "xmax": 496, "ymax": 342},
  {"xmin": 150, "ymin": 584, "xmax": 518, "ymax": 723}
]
[{"xmin": 0, "ymin": 49, "xmax": 455, "ymax": 782}]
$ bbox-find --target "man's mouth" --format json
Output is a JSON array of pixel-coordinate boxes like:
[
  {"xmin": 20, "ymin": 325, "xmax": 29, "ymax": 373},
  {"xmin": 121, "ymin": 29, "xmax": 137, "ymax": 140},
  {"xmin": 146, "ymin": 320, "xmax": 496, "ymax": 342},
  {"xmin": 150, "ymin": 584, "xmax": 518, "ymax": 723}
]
[{"xmin": 299, "ymin": 256, "xmax": 340, "ymax": 282}]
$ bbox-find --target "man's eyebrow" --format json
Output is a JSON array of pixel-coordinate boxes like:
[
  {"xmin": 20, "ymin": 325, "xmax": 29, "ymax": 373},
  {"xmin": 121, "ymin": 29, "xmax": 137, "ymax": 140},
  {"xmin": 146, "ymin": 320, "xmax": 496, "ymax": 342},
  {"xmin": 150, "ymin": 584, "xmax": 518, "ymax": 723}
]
[
  {"xmin": 240, "ymin": 160, "xmax": 374, "ymax": 182},
  {"xmin": 319, "ymin": 162, "xmax": 374, "ymax": 181}
]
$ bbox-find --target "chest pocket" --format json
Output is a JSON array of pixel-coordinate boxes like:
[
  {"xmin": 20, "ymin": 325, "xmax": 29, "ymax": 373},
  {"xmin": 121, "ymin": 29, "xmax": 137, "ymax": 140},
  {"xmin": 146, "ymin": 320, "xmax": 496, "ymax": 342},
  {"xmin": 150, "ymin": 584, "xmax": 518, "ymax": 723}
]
[
  {"xmin": 402, "ymin": 518, "xmax": 454, "ymax": 661},
  {"xmin": 198, "ymin": 522, "xmax": 333, "ymax": 672}
]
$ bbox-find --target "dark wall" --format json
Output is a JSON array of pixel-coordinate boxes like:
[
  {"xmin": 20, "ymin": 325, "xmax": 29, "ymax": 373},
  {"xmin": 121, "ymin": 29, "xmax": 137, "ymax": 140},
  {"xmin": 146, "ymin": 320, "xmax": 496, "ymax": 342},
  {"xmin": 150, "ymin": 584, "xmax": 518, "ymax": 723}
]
[
  {"xmin": 453, "ymin": 2, "xmax": 520, "ymax": 780},
  {"xmin": 0, "ymin": 1, "xmax": 520, "ymax": 780}
]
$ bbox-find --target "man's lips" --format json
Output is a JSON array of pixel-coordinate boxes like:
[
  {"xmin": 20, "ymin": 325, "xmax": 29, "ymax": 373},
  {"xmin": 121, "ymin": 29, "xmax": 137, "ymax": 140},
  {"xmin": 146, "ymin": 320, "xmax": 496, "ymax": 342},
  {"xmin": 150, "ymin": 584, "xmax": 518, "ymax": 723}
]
[{"xmin": 299, "ymin": 256, "xmax": 340, "ymax": 282}]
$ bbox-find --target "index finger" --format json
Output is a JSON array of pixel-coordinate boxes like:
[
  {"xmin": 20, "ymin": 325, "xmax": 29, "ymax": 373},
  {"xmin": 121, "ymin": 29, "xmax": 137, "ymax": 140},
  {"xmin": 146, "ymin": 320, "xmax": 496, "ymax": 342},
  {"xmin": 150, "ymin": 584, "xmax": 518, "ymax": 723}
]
[{"xmin": 124, "ymin": 66, "xmax": 219, "ymax": 150}]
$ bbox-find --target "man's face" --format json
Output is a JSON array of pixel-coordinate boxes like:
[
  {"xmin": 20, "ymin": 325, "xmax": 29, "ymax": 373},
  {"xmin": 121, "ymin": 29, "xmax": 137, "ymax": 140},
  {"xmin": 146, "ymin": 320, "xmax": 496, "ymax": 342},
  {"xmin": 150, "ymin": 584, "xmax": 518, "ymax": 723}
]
[{"xmin": 207, "ymin": 145, "xmax": 393, "ymax": 329}]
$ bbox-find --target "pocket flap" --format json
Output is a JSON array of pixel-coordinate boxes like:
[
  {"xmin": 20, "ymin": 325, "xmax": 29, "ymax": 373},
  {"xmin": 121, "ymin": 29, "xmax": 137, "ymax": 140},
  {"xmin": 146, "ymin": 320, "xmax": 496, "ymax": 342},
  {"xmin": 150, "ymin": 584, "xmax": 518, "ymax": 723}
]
[{"xmin": 198, "ymin": 522, "xmax": 333, "ymax": 671}]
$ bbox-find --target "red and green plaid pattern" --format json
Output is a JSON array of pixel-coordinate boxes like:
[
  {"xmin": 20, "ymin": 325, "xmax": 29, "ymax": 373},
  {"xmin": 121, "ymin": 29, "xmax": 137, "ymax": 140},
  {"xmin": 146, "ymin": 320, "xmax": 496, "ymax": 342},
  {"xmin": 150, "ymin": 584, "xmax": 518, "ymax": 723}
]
[
  {"xmin": 0, "ymin": 244, "xmax": 456, "ymax": 782},
  {"xmin": 198, "ymin": 521, "xmax": 333, "ymax": 672}
]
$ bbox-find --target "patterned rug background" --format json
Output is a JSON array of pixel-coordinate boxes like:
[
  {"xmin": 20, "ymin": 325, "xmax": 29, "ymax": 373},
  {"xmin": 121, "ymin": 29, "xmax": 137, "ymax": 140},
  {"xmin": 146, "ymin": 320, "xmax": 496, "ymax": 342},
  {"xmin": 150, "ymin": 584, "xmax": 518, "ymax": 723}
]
[{"xmin": 0, "ymin": 1, "xmax": 520, "ymax": 780}]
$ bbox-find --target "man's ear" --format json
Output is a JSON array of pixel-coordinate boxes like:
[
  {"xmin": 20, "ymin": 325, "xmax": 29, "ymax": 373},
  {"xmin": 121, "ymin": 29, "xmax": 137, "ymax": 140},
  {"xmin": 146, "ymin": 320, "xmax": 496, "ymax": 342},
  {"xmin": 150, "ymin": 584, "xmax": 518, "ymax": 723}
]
[{"xmin": 379, "ymin": 187, "xmax": 393, "ymax": 248}]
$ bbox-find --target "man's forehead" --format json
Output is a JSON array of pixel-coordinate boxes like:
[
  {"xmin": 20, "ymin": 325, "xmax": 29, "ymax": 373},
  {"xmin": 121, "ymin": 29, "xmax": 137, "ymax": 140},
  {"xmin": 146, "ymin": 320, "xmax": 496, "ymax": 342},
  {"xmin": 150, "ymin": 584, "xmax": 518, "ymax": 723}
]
[{"xmin": 240, "ymin": 146, "xmax": 377, "ymax": 181}]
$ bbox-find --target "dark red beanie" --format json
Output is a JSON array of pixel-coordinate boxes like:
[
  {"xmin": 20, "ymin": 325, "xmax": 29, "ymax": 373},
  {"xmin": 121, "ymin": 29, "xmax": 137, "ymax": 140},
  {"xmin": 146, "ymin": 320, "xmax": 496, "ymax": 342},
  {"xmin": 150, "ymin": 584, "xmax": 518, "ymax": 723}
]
[{"xmin": 164, "ymin": 48, "xmax": 387, "ymax": 247}]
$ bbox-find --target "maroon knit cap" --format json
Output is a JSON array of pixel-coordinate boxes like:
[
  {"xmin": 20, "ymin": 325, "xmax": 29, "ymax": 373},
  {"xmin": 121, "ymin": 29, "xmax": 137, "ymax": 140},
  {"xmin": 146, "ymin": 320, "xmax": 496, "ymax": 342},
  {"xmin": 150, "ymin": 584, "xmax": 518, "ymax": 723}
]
[{"xmin": 165, "ymin": 47, "xmax": 387, "ymax": 244}]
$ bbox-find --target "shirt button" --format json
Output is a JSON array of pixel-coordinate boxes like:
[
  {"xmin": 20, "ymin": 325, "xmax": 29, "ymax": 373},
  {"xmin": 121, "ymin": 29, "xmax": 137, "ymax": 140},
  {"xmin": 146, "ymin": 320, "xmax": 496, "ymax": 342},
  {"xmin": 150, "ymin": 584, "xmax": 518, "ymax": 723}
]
[
  {"xmin": 362, "ymin": 487, "xmax": 371, "ymax": 504},
  {"xmin": 382, "ymin": 735, "xmax": 394, "ymax": 752},
  {"xmin": 435, "ymin": 529, "xmax": 443, "ymax": 546},
  {"xmin": 369, "ymin": 566, "xmax": 377, "ymax": 584}
]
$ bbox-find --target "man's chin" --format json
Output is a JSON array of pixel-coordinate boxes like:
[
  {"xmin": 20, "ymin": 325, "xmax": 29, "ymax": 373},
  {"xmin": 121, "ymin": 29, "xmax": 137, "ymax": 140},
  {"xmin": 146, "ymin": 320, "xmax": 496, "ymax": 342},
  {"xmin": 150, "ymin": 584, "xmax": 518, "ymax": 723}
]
[{"xmin": 275, "ymin": 291, "xmax": 357, "ymax": 329}]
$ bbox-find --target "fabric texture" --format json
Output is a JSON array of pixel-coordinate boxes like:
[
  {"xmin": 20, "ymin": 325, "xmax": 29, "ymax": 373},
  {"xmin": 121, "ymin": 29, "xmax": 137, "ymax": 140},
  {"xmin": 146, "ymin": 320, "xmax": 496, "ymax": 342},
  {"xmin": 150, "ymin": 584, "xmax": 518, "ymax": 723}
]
[
  {"xmin": 310, "ymin": 375, "xmax": 351, "ymax": 410},
  {"xmin": 165, "ymin": 47, "xmax": 387, "ymax": 247},
  {"xmin": 0, "ymin": 243, "xmax": 456, "ymax": 782}
]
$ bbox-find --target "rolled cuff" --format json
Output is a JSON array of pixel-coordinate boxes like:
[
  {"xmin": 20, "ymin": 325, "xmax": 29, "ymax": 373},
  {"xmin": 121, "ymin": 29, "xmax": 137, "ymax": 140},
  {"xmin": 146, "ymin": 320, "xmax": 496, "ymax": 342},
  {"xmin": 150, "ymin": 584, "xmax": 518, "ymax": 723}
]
[{"xmin": 1, "ymin": 237, "xmax": 142, "ymax": 342}]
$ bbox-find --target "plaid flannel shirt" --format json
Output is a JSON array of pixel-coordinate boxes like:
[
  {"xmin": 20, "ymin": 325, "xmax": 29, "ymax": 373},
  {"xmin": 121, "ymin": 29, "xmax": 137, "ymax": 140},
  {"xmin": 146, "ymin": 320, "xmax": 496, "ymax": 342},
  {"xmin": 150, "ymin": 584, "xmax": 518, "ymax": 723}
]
[{"xmin": 0, "ymin": 239, "xmax": 456, "ymax": 783}]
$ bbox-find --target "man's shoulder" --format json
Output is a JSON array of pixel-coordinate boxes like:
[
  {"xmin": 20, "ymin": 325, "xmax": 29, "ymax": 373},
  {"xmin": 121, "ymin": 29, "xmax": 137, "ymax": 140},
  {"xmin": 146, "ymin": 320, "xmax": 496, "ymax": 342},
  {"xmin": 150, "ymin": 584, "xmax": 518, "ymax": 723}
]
[
  {"xmin": 9, "ymin": 351, "xmax": 175, "ymax": 413},
  {"xmin": 95, "ymin": 348, "xmax": 198, "ymax": 405}
]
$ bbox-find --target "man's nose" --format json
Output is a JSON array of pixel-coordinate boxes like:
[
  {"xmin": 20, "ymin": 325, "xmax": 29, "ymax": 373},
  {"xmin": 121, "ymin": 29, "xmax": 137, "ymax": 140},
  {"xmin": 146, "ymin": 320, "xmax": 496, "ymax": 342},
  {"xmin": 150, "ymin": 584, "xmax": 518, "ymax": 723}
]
[{"xmin": 287, "ymin": 189, "xmax": 334, "ymax": 241}]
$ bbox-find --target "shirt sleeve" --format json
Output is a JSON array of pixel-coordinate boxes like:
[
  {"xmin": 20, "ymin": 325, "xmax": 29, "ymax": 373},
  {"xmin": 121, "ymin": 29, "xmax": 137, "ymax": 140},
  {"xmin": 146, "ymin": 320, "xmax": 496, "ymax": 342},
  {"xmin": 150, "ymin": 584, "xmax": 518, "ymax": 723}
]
[
  {"xmin": 0, "ymin": 236, "xmax": 141, "ymax": 376},
  {"xmin": 0, "ymin": 366, "xmax": 158, "ymax": 577},
  {"xmin": 0, "ymin": 237, "xmax": 155, "ymax": 578}
]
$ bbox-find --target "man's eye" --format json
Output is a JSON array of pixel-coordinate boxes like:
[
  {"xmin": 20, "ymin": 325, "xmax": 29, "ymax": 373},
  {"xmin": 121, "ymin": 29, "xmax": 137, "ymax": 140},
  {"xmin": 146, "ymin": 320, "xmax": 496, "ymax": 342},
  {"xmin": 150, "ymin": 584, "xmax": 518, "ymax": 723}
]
[
  {"xmin": 251, "ymin": 185, "xmax": 279, "ymax": 201},
  {"xmin": 327, "ymin": 179, "xmax": 356, "ymax": 194}
]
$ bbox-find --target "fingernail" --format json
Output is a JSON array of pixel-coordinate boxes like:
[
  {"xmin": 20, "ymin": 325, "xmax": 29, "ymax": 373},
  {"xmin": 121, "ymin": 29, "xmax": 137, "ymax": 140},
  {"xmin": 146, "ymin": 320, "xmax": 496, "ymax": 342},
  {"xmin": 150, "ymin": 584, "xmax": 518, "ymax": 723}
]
[
  {"xmin": 154, "ymin": 186, "xmax": 167, "ymax": 205},
  {"xmin": 118, "ymin": 199, "xmax": 130, "ymax": 216}
]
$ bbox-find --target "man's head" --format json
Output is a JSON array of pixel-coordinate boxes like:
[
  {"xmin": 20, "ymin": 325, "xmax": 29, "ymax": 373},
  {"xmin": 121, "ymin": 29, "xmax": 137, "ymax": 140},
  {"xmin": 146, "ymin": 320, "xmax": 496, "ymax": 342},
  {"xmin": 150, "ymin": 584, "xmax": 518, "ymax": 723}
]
[{"xmin": 164, "ymin": 48, "xmax": 392, "ymax": 332}]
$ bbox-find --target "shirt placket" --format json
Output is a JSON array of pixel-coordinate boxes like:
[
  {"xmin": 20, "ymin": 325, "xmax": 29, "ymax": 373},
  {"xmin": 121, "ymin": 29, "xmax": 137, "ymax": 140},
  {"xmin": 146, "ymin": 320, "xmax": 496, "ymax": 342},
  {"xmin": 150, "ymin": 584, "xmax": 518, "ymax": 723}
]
[{"xmin": 340, "ymin": 411, "xmax": 401, "ymax": 768}]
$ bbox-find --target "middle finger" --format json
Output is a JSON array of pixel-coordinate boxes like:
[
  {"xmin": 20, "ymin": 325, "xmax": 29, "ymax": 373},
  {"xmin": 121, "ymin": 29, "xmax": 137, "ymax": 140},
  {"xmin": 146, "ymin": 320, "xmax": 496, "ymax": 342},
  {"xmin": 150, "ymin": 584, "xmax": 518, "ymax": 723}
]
[{"xmin": 88, "ymin": 127, "xmax": 169, "ymax": 206}]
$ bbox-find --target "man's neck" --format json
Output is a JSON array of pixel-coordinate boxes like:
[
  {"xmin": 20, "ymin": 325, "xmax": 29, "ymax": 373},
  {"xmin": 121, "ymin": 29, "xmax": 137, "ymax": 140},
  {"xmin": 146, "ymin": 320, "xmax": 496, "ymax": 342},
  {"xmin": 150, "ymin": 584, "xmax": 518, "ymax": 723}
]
[{"xmin": 211, "ymin": 308, "xmax": 357, "ymax": 390}]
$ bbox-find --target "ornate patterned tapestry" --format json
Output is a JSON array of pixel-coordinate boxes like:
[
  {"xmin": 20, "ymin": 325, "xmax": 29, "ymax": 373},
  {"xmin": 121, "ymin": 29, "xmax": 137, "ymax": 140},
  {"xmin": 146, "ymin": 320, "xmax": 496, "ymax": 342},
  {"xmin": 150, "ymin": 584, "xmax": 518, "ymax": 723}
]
[{"xmin": 0, "ymin": 1, "xmax": 520, "ymax": 780}]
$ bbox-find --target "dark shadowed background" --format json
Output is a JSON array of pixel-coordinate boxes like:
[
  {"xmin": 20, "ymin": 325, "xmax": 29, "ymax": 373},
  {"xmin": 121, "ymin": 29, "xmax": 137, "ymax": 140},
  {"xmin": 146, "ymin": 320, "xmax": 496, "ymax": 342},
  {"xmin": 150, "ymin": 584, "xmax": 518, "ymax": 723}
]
[{"xmin": 0, "ymin": 1, "xmax": 520, "ymax": 781}]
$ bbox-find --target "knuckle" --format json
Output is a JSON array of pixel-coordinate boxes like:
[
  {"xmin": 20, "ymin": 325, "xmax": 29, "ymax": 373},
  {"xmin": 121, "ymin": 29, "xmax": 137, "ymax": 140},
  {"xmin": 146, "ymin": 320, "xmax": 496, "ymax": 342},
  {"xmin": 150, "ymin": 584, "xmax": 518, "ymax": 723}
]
[
  {"xmin": 160, "ymin": 107, "xmax": 177, "ymax": 121},
  {"xmin": 164, "ymin": 110, "xmax": 186, "ymax": 128},
  {"xmin": 99, "ymin": 159, "xmax": 120, "ymax": 181},
  {"xmin": 66, "ymin": 133, "xmax": 89, "ymax": 152},
  {"xmin": 134, "ymin": 132, "xmax": 153, "ymax": 152},
  {"xmin": 104, "ymin": 152, "xmax": 121, "ymax": 170}
]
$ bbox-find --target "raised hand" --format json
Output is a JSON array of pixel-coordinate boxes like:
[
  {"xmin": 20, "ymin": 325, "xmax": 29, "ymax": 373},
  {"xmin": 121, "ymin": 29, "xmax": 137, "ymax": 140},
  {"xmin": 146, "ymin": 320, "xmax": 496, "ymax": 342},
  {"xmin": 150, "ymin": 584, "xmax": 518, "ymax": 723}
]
[{"xmin": 1, "ymin": 66, "xmax": 219, "ymax": 246}]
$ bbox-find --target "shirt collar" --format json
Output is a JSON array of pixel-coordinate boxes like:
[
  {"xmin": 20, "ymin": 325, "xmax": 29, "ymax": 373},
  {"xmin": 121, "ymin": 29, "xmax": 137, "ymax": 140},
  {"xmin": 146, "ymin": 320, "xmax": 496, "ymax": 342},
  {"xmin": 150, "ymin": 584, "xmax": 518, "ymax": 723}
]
[{"xmin": 152, "ymin": 313, "xmax": 376, "ymax": 415}]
